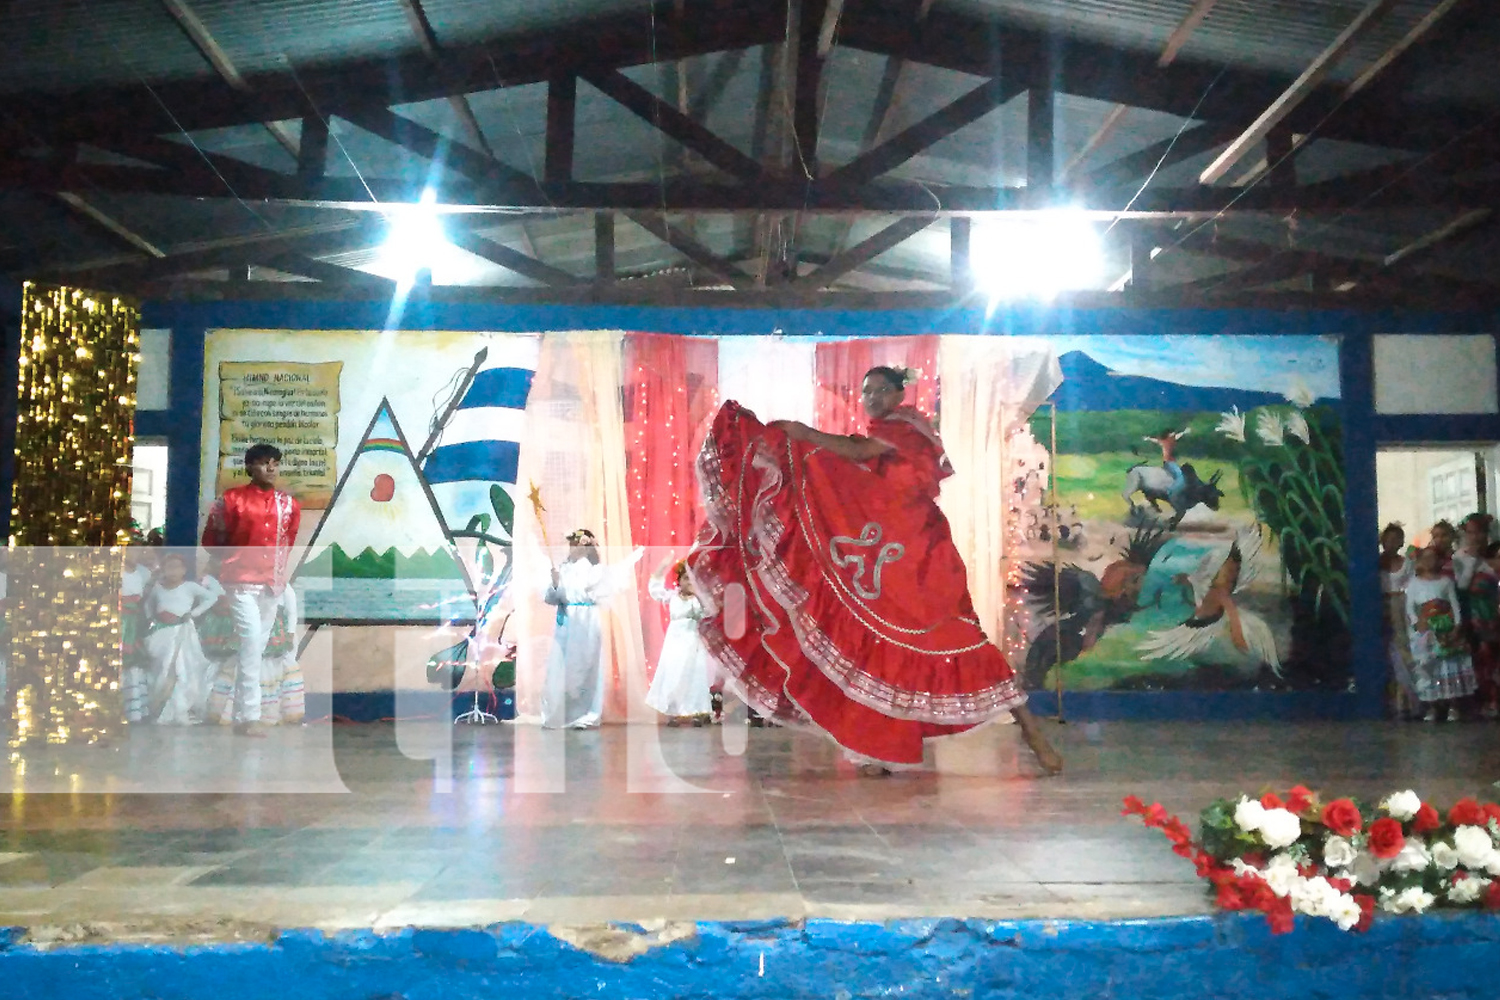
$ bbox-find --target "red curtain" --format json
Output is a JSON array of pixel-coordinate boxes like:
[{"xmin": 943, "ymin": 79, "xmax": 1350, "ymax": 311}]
[
  {"xmin": 623, "ymin": 333, "xmax": 720, "ymax": 676},
  {"xmin": 814, "ymin": 336, "xmax": 941, "ymax": 433}
]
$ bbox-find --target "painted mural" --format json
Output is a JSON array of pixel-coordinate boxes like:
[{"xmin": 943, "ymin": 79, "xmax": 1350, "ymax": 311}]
[
  {"xmin": 200, "ymin": 330, "xmax": 538, "ymax": 631},
  {"xmin": 1011, "ymin": 335, "xmax": 1348, "ymax": 692}
]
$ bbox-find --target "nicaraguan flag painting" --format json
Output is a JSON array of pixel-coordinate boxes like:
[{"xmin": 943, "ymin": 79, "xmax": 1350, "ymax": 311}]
[{"xmin": 419, "ymin": 336, "xmax": 540, "ymax": 540}]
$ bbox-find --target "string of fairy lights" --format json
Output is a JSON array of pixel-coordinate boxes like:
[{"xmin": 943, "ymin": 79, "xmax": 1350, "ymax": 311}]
[{"xmin": 9, "ymin": 283, "xmax": 139, "ymax": 746}]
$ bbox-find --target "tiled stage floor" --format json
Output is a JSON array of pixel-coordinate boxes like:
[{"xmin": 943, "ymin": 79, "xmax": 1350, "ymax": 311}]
[{"xmin": 0, "ymin": 718, "xmax": 1494, "ymax": 940}]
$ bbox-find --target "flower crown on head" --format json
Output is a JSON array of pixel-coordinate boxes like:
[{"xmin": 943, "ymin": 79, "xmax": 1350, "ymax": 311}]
[{"xmin": 567, "ymin": 528, "xmax": 597, "ymax": 545}]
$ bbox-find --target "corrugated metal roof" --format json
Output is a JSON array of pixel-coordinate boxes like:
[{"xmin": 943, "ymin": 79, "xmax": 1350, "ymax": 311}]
[
  {"xmin": 420, "ymin": 0, "xmax": 651, "ymax": 45},
  {"xmin": 946, "ymin": 0, "xmax": 1454, "ymax": 81},
  {"xmin": 0, "ymin": 0, "xmax": 208, "ymax": 93},
  {"xmin": 169, "ymin": 0, "xmax": 416, "ymax": 76}
]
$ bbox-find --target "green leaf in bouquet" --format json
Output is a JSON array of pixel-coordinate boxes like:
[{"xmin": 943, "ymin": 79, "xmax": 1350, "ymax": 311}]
[
  {"xmin": 1201, "ymin": 800, "xmax": 1236, "ymax": 831},
  {"xmin": 476, "ymin": 539, "xmax": 495, "ymax": 581},
  {"xmin": 491, "ymin": 484, "xmax": 515, "ymax": 536}
]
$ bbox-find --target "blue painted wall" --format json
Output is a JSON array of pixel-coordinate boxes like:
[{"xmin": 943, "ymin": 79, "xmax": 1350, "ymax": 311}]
[
  {"xmin": 3, "ymin": 914, "xmax": 1500, "ymax": 1000},
  {"xmin": 133, "ymin": 296, "xmax": 1500, "ymax": 721}
]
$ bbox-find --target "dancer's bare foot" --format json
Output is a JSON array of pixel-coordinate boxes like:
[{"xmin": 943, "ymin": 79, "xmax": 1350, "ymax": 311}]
[
  {"xmin": 857, "ymin": 763, "xmax": 893, "ymax": 777},
  {"xmin": 1011, "ymin": 705, "xmax": 1063, "ymax": 775}
]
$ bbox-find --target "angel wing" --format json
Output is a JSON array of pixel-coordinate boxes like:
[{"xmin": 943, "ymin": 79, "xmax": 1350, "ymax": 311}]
[
  {"xmin": 589, "ymin": 547, "xmax": 647, "ymax": 601},
  {"xmin": 1136, "ymin": 619, "xmax": 1221, "ymax": 662}
]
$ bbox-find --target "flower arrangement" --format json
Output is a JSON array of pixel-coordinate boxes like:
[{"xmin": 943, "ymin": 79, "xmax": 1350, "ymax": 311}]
[{"xmin": 1123, "ymin": 788, "xmax": 1500, "ymax": 933}]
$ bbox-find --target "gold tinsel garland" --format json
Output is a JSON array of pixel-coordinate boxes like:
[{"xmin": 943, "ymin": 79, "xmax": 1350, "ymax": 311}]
[{"xmin": 8, "ymin": 283, "xmax": 139, "ymax": 746}]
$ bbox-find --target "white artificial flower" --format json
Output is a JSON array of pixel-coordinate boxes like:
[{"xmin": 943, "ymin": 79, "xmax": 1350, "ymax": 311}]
[
  {"xmin": 1284, "ymin": 409, "xmax": 1310, "ymax": 444},
  {"xmin": 1391, "ymin": 841, "xmax": 1431, "ymax": 873},
  {"xmin": 1261, "ymin": 853, "xmax": 1299, "ymax": 897},
  {"xmin": 1284, "ymin": 383, "xmax": 1316, "ymax": 409},
  {"xmin": 1380, "ymin": 887, "xmax": 1436, "ymax": 914},
  {"xmin": 1486, "ymin": 852, "xmax": 1500, "ymax": 878},
  {"xmin": 1449, "ymin": 876, "xmax": 1492, "ymax": 905},
  {"xmin": 1381, "ymin": 790, "xmax": 1422, "ymax": 821},
  {"xmin": 1259, "ymin": 808, "xmax": 1303, "ymax": 850},
  {"xmin": 1323, "ymin": 836, "xmax": 1357, "ymax": 869},
  {"xmin": 1216, "ymin": 406, "xmax": 1247, "ymax": 443},
  {"xmin": 1432, "ymin": 842, "xmax": 1460, "ymax": 870},
  {"xmin": 1454, "ymin": 825, "xmax": 1495, "ymax": 869},
  {"xmin": 1348, "ymin": 851, "xmax": 1385, "ymax": 887},
  {"xmin": 1328, "ymin": 894, "xmax": 1363, "ymax": 931},
  {"xmin": 1255, "ymin": 409, "xmax": 1286, "ymax": 447},
  {"xmin": 1235, "ymin": 796, "xmax": 1268, "ymax": 833}
]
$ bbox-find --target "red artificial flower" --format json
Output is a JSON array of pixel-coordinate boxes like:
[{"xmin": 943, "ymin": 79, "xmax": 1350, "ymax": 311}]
[
  {"xmin": 1121, "ymin": 795, "xmax": 1146, "ymax": 816},
  {"xmin": 1367, "ymin": 817, "xmax": 1406, "ymax": 859},
  {"xmin": 1297, "ymin": 863, "xmax": 1319, "ymax": 878},
  {"xmin": 1242, "ymin": 851, "xmax": 1267, "ymax": 869},
  {"xmin": 1449, "ymin": 797, "xmax": 1487, "ymax": 827},
  {"xmin": 1321, "ymin": 799, "xmax": 1363, "ymax": 837},
  {"xmin": 1266, "ymin": 897, "xmax": 1295, "ymax": 935},
  {"xmin": 1486, "ymin": 881, "xmax": 1500, "ymax": 911},
  {"xmin": 1328, "ymin": 877, "xmax": 1352, "ymax": 893},
  {"xmin": 1286, "ymin": 785, "xmax": 1314, "ymax": 814},
  {"xmin": 1412, "ymin": 803, "xmax": 1441, "ymax": 833},
  {"xmin": 1261, "ymin": 792, "xmax": 1285, "ymax": 810},
  {"xmin": 1354, "ymin": 894, "xmax": 1375, "ymax": 933}
]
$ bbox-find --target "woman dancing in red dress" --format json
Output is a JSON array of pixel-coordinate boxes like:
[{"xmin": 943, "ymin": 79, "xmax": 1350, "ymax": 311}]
[{"xmin": 686, "ymin": 366, "xmax": 1063, "ymax": 774}]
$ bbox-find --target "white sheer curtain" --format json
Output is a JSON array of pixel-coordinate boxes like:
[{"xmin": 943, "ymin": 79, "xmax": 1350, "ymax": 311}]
[
  {"xmin": 512, "ymin": 331, "xmax": 647, "ymax": 723},
  {"xmin": 937, "ymin": 336, "xmax": 1062, "ymax": 648},
  {"xmin": 717, "ymin": 336, "xmax": 818, "ymax": 424}
]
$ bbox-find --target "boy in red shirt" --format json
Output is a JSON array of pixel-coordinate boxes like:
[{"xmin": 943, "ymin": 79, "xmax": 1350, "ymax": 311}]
[{"xmin": 201, "ymin": 443, "xmax": 301, "ymax": 736}]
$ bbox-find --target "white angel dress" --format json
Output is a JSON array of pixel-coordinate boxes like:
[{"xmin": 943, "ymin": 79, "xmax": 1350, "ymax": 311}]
[
  {"xmin": 644, "ymin": 571, "xmax": 715, "ymax": 719},
  {"xmin": 142, "ymin": 581, "xmax": 219, "ymax": 724},
  {"xmin": 1136, "ymin": 527, "xmax": 1281, "ymax": 674},
  {"xmin": 541, "ymin": 549, "xmax": 643, "ymax": 729}
]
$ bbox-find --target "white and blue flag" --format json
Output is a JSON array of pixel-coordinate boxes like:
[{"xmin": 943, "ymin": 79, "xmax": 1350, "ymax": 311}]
[{"xmin": 420, "ymin": 335, "xmax": 540, "ymax": 539}]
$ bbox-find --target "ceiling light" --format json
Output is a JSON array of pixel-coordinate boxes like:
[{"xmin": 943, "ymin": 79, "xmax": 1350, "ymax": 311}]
[
  {"xmin": 377, "ymin": 189, "xmax": 447, "ymax": 289},
  {"xmin": 971, "ymin": 210, "xmax": 1104, "ymax": 301}
]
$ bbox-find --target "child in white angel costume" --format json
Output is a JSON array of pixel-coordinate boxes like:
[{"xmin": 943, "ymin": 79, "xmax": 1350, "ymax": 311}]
[
  {"xmin": 645, "ymin": 557, "xmax": 715, "ymax": 724},
  {"xmin": 541, "ymin": 528, "xmax": 643, "ymax": 729}
]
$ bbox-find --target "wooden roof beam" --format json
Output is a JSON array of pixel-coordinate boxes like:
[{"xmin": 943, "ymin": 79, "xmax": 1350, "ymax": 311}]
[
  {"xmin": 1059, "ymin": 0, "xmax": 1219, "ymax": 183},
  {"xmin": 1198, "ymin": 0, "xmax": 1402, "ymax": 184},
  {"xmin": 791, "ymin": 215, "xmax": 935, "ymax": 289},
  {"xmin": 158, "ymin": 0, "xmax": 299, "ymax": 158}
]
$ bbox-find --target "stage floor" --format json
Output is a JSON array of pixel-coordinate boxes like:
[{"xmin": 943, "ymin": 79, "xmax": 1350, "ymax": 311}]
[{"xmin": 0, "ymin": 719, "xmax": 1494, "ymax": 940}]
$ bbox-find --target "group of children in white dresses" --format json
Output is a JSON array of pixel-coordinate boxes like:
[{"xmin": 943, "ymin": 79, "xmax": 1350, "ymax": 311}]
[
  {"xmin": 120, "ymin": 547, "xmax": 304, "ymax": 727},
  {"xmin": 1381, "ymin": 517, "xmax": 1499, "ymax": 722}
]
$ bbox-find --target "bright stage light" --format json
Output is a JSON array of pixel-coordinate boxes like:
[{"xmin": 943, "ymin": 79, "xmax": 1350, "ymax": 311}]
[
  {"xmin": 971, "ymin": 211, "xmax": 1104, "ymax": 301},
  {"xmin": 378, "ymin": 189, "xmax": 448, "ymax": 288}
]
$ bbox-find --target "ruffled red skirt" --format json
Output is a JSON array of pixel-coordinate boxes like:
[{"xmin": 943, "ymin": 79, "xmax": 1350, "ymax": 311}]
[{"xmin": 686, "ymin": 401, "xmax": 1025, "ymax": 765}]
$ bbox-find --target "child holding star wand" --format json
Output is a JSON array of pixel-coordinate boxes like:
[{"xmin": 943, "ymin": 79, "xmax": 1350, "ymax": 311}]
[{"xmin": 530, "ymin": 481, "xmax": 644, "ymax": 729}]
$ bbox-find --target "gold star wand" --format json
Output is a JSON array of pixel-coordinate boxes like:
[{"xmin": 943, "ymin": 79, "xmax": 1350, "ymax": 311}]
[{"xmin": 527, "ymin": 479, "xmax": 550, "ymax": 550}]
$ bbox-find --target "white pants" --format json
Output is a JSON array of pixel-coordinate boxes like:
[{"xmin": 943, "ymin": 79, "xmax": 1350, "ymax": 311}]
[{"xmin": 228, "ymin": 588, "xmax": 280, "ymax": 723}]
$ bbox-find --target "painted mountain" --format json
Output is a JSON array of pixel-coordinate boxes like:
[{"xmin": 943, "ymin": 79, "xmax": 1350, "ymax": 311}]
[
  {"xmin": 1052, "ymin": 351, "xmax": 1304, "ymax": 413},
  {"xmin": 294, "ymin": 400, "xmax": 478, "ymax": 625}
]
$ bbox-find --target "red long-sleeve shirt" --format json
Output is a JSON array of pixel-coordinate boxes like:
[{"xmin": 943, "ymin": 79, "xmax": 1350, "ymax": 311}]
[{"xmin": 201, "ymin": 483, "xmax": 301, "ymax": 592}]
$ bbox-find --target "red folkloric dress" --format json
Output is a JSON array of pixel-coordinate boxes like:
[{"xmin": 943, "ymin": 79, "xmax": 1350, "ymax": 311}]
[{"xmin": 686, "ymin": 400, "xmax": 1026, "ymax": 766}]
